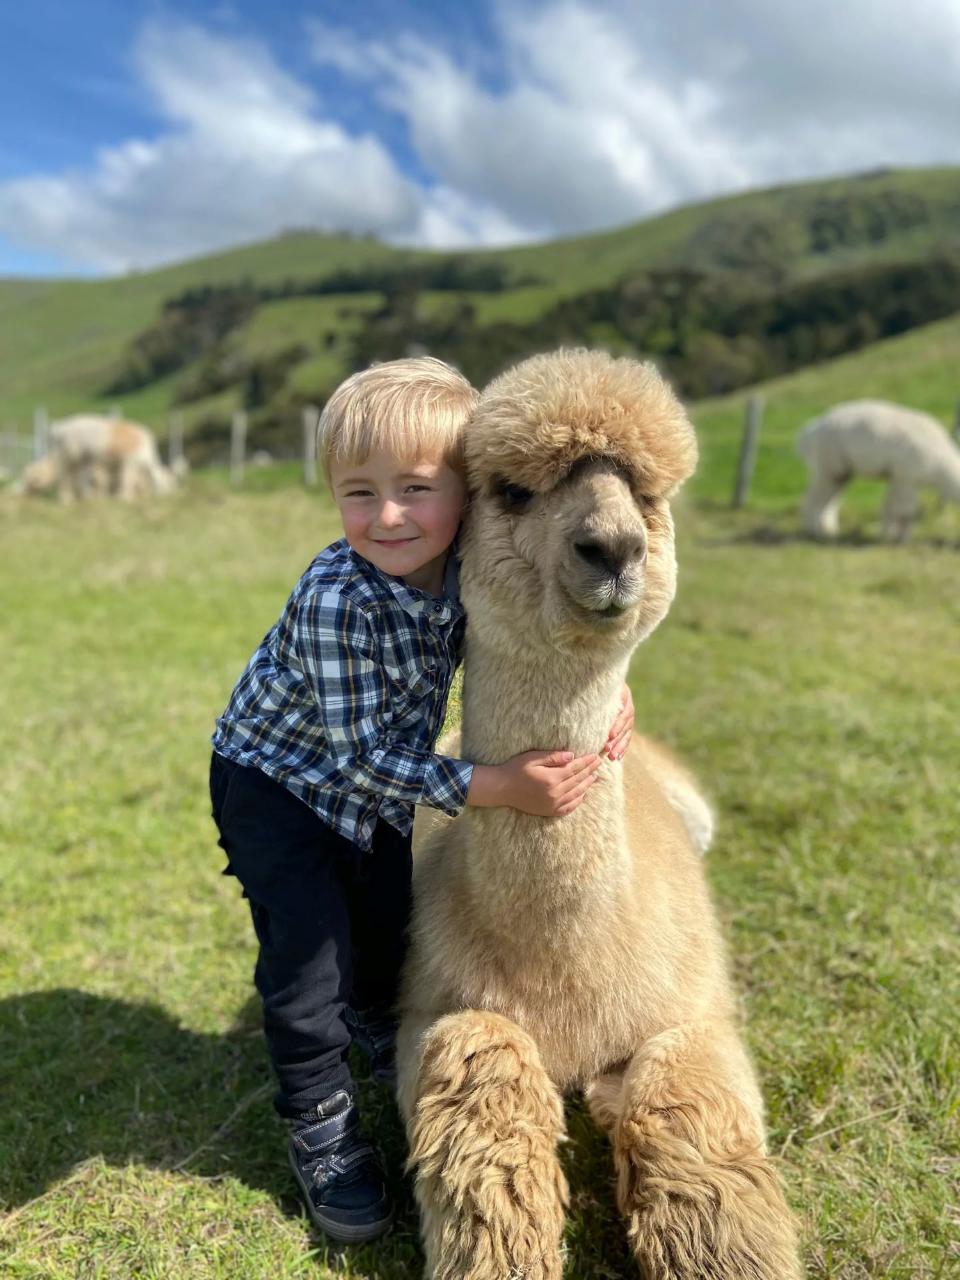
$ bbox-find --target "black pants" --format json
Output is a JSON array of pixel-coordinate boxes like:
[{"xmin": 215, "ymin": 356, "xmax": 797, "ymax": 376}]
[{"xmin": 209, "ymin": 751, "xmax": 413, "ymax": 1116}]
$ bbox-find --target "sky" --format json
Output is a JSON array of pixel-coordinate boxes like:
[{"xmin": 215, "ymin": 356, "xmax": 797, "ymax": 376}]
[{"xmin": 1, "ymin": 0, "xmax": 959, "ymax": 277}]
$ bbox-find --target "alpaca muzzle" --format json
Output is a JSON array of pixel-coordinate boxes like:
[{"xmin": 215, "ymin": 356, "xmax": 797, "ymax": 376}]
[
  {"xmin": 573, "ymin": 533, "xmax": 647, "ymax": 578},
  {"xmin": 567, "ymin": 529, "xmax": 648, "ymax": 617}
]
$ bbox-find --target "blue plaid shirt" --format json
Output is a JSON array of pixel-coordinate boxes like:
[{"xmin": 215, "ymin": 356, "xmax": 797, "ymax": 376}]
[{"xmin": 212, "ymin": 538, "xmax": 472, "ymax": 851}]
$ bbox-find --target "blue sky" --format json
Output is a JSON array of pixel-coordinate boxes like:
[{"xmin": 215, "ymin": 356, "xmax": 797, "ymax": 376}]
[{"xmin": 1, "ymin": 0, "xmax": 959, "ymax": 277}]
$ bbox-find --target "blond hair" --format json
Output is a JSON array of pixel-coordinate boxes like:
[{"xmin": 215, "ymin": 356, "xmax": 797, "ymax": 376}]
[{"xmin": 317, "ymin": 357, "xmax": 478, "ymax": 482}]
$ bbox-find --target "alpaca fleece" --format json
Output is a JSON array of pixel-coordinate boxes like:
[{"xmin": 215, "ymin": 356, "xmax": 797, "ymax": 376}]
[{"xmin": 398, "ymin": 348, "xmax": 802, "ymax": 1280}]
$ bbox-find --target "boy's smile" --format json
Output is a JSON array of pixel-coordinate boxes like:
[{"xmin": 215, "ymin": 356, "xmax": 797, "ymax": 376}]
[{"xmin": 330, "ymin": 448, "xmax": 467, "ymax": 595}]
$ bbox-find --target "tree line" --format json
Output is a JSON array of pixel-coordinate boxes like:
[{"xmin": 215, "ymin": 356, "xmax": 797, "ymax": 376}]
[
  {"xmin": 350, "ymin": 253, "xmax": 960, "ymax": 399},
  {"xmin": 103, "ymin": 258, "xmax": 524, "ymax": 398}
]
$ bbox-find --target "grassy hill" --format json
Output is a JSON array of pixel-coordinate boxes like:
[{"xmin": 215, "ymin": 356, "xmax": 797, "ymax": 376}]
[
  {"xmin": 1, "ymin": 165, "xmax": 960, "ymax": 448},
  {"xmin": 2, "ymin": 189, "xmax": 959, "ymax": 1276},
  {"xmin": 191, "ymin": 306, "xmax": 960, "ymax": 542}
]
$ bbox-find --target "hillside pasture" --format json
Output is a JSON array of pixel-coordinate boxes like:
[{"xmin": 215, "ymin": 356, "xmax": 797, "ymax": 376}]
[
  {"xmin": 5, "ymin": 296, "xmax": 959, "ymax": 546},
  {"xmin": 0, "ymin": 475, "xmax": 956, "ymax": 1279},
  {"xmin": 2, "ymin": 166, "xmax": 960, "ymax": 433}
]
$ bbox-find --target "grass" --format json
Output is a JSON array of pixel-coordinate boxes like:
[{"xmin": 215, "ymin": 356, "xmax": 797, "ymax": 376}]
[{"xmin": 0, "ymin": 465, "xmax": 957, "ymax": 1278}]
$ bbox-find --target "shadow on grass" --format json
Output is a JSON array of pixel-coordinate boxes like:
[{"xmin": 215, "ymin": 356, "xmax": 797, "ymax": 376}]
[
  {"xmin": 729, "ymin": 525, "xmax": 877, "ymax": 547},
  {"xmin": 1, "ymin": 989, "xmax": 634, "ymax": 1277},
  {"xmin": 0, "ymin": 988, "xmax": 418, "ymax": 1277},
  {"xmin": 690, "ymin": 493, "xmax": 960, "ymax": 550},
  {"xmin": 706, "ymin": 522, "xmax": 960, "ymax": 550}
]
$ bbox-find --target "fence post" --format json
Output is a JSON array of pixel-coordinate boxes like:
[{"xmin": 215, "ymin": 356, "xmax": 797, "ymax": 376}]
[
  {"xmin": 33, "ymin": 406, "xmax": 49, "ymax": 459},
  {"xmin": 953, "ymin": 399, "xmax": 960, "ymax": 446},
  {"xmin": 168, "ymin": 412, "xmax": 185, "ymax": 469},
  {"xmin": 302, "ymin": 405, "xmax": 319, "ymax": 487},
  {"xmin": 0, "ymin": 426, "xmax": 27, "ymax": 478},
  {"xmin": 230, "ymin": 411, "xmax": 247, "ymax": 486},
  {"xmin": 732, "ymin": 394, "xmax": 763, "ymax": 509}
]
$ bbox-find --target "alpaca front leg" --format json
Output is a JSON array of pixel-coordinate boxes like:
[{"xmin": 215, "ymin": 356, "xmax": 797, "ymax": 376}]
[
  {"xmin": 882, "ymin": 476, "xmax": 918, "ymax": 542},
  {"xmin": 117, "ymin": 458, "xmax": 139, "ymax": 502},
  {"xmin": 588, "ymin": 1023, "xmax": 802, "ymax": 1280},
  {"xmin": 56, "ymin": 467, "xmax": 75, "ymax": 505},
  {"xmin": 801, "ymin": 471, "xmax": 847, "ymax": 538},
  {"xmin": 402, "ymin": 1009, "xmax": 568, "ymax": 1280}
]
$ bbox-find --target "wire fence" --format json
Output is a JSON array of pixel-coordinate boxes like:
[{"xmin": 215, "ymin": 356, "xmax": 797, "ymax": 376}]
[
  {"xmin": 2, "ymin": 398, "xmax": 958, "ymax": 500},
  {"xmin": 0, "ymin": 405, "xmax": 322, "ymax": 487}
]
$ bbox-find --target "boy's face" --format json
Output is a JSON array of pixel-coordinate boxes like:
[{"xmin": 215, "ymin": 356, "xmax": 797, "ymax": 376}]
[{"xmin": 330, "ymin": 448, "xmax": 467, "ymax": 592}]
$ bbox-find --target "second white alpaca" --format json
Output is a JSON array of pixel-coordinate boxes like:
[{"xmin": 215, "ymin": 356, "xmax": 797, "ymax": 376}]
[{"xmin": 798, "ymin": 400, "xmax": 960, "ymax": 540}]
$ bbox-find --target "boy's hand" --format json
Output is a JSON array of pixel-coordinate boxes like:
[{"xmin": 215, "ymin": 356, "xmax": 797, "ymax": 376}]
[
  {"xmin": 602, "ymin": 684, "xmax": 634, "ymax": 761},
  {"xmin": 468, "ymin": 750, "xmax": 601, "ymax": 817}
]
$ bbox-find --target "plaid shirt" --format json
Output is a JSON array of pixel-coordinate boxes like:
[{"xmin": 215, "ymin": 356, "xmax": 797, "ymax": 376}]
[{"xmin": 212, "ymin": 538, "xmax": 472, "ymax": 851}]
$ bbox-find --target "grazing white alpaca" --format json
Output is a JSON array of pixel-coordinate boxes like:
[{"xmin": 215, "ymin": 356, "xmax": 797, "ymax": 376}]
[
  {"xmin": 16, "ymin": 415, "xmax": 176, "ymax": 502},
  {"xmin": 798, "ymin": 400, "xmax": 960, "ymax": 541}
]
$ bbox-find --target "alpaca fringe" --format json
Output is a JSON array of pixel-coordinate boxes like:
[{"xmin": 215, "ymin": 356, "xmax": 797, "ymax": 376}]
[
  {"xmin": 614, "ymin": 1094, "xmax": 802, "ymax": 1280},
  {"xmin": 408, "ymin": 1012, "xmax": 569, "ymax": 1280}
]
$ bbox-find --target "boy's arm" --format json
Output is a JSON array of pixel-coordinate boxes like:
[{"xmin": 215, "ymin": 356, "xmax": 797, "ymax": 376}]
[
  {"xmin": 467, "ymin": 752, "xmax": 600, "ymax": 816},
  {"xmin": 295, "ymin": 592, "xmax": 601, "ymax": 819},
  {"xmin": 296, "ymin": 591, "xmax": 473, "ymax": 816}
]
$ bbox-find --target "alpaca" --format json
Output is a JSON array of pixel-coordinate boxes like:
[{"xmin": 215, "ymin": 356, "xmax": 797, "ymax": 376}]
[
  {"xmin": 14, "ymin": 452, "xmax": 67, "ymax": 498},
  {"xmin": 798, "ymin": 399, "xmax": 960, "ymax": 541},
  {"xmin": 51, "ymin": 415, "xmax": 177, "ymax": 500},
  {"xmin": 397, "ymin": 350, "xmax": 801, "ymax": 1280},
  {"xmin": 17, "ymin": 415, "xmax": 176, "ymax": 502}
]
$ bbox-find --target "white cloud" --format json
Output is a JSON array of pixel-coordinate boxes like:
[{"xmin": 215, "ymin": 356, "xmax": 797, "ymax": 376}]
[
  {"xmin": 3, "ymin": 2, "xmax": 960, "ymax": 272},
  {"xmin": 0, "ymin": 20, "xmax": 425, "ymax": 272},
  {"xmin": 311, "ymin": 0, "xmax": 960, "ymax": 237},
  {"xmin": 411, "ymin": 186, "xmax": 537, "ymax": 249}
]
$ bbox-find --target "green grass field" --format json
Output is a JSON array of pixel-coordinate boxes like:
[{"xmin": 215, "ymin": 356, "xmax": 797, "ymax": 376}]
[{"xmin": 1, "ymin": 430, "xmax": 957, "ymax": 1279}]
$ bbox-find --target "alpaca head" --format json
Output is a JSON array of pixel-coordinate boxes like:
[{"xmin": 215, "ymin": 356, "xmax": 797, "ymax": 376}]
[
  {"xmin": 462, "ymin": 349, "xmax": 697, "ymax": 654},
  {"xmin": 13, "ymin": 453, "xmax": 60, "ymax": 496}
]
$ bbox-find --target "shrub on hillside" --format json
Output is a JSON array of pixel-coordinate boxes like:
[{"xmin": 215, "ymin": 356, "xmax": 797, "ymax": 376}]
[
  {"xmin": 807, "ymin": 190, "xmax": 929, "ymax": 253},
  {"xmin": 104, "ymin": 284, "xmax": 258, "ymax": 395},
  {"xmin": 346, "ymin": 253, "xmax": 960, "ymax": 399},
  {"xmin": 174, "ymin": 345, "xmax": 249, "ymax": 404},
  {"xmin": 258, "ymin": 257, "xmax": 526, "ymax": 302},
  {"xmin": 242, "ymin": 345, "xmax": 310, "ymax": 409}
]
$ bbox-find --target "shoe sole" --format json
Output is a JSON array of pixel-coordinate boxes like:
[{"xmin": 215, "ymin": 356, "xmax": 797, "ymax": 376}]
[{"xmin": 288, "ymin": 1148, "xmax": 394, "ymax": 1244}]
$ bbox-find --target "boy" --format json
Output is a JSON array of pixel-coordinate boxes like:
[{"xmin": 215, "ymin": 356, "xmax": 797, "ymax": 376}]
[{"xmin": 210, "ymin": 357, "xmax": 632, "ymax": 1243}]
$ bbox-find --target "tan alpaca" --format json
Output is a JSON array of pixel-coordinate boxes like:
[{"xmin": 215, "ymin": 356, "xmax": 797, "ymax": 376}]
[
  {"xmin": 17, "ymin": 415, "xmax": 175, "ymax": 502},
  {"xmin": 397, "ymin": 350, "xmax": 801, "ymax": 1280}
]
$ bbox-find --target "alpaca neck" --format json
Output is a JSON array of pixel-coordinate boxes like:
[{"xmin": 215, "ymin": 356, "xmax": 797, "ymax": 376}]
[
  {"xmin": 457, "ymin": 628, "xmax": 631, "ymax": 933},
  {"xmin": 460, "ymin": 631, "xmax": 628, "ymax": 763}
]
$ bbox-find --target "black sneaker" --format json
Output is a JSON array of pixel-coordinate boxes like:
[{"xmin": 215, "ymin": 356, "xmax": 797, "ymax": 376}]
[
  {"xmin": 287, "ymin": 1089, "xmax": 394, "ymax": 1243},
  {"xmin": 345, "ymin": 1005, "xmax": 398, "ymax": 1086}
]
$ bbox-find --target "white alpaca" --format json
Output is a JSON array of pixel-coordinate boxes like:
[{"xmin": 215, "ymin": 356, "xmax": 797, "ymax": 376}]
[
  {"xmin": 16, "ymin": 415, "xmax": 176, "ymax": 502},
  {"xmin": 798, "ymin": 400, "xmax": 960, "ymax": 541}
]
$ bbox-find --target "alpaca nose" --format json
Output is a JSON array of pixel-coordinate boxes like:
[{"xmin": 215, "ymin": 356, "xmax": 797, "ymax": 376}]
[{"xmin": 573, "ymin": 533, "xmax": 647, "ymax": 578}]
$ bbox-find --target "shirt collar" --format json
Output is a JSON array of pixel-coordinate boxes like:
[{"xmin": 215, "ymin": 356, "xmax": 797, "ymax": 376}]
[{"xmin": 346, "ymin": 540, "xmax": 463, "ymax": 625}]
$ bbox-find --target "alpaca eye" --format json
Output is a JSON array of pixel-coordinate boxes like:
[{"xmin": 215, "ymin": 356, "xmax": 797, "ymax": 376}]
[{"xmin": 493, "ymin": 477, "xmax": 534, "ymax": 511}]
